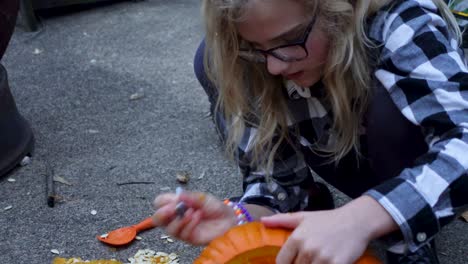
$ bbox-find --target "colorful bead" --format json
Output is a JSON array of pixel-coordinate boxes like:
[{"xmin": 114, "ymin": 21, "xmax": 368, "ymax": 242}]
[{"xmin": 224, "ymin": 199, "xmax": 253, "ymax": 225}]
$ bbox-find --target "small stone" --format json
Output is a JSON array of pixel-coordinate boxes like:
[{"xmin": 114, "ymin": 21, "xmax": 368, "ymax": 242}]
[
  {"xmin": 160, "ymin": 235, "xmax": 170, "ymax": 239},
  {"xmin": 135, "ymin": 236, "xmax": 142, "ymax": 240},
  {"xmin": 100, "ymin": 233, "xmax": 108, "ymax": 239},
  {"xmin": 160, "ymin": 186, "xmax": 171, "ymax": 191},
  {"xmin": 50, "ymin": 249, "xmax": 60, "ymax": 255},
  {"xmin": 90, "ymin": 59, "xmax": 97, "ymax": 64},
  {"xmin": 90, "ymin": 210, "xmax": 97, "ymax": 215},
  {"xmin": 33, "ymin": 48, "xmax": 43, "ymax": 55},
  {"xmin": 7, "ymin": 178, "xmax": 16, "ymax": 182},
  {"xmin": 4, "ymin": 205, "xmax": 12, "ymax": 211},
  {"xmin": 19, "ymin": 156, "xmax": 31, "ymax": 166},
  {"xmin": 167, "ymin": 238, "xmax": 174, "ymax": 243}
]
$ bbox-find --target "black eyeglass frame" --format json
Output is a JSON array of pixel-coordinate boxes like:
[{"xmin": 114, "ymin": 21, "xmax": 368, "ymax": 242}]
[{"xmin": 239, "ymin": 15, "xmax": 317, "ymax": 63}]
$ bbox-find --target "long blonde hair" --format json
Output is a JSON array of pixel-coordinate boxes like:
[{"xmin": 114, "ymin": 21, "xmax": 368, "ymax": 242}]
[{"xmin": 201, "ymin": 0, "xmax": 461, "ymax": 173}]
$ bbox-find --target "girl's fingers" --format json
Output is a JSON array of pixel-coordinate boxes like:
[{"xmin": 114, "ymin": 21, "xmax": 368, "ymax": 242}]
[
  {"xmin": 152, "ymin": 203, "xmax": 177, "ymax": 226},
  {"xmin": 178, "ymin": 191, "xmax": 208, "ymax": 209},
  {"xmin": 179, "ymin": 210, "xmax": 203, "ymax": 242},
  {"xmin": 166, "ymin": 208, "xmax": 194, "ymax": 238},
  {"xmin": 293, "ymin": 249, "xmax": 315, "ymax": 264},
  {"xmin": 261, "ymin": 212, "xmax": 305, "ymax": 229},
  {"xmin": 153, "ymin": 193, "xmax": 178, "ymax": 210},
  {"xmin": 179, "ymin": 192, "xmax": 229, "ymax": 217},
  {"xmin": 276, "ymin": 237, "xmax": 299, "ymax": 264}
]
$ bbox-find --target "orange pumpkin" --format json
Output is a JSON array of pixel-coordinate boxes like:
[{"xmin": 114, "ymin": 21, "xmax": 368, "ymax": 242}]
[{"xmin": 194, "ymin": 222, "xmax": 382, "ymax": 264}]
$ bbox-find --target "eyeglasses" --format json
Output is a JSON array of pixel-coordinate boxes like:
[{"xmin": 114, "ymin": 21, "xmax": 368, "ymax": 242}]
[{"xmin": 238, "ymin": 16, "xmax": 317, "ymax": 63}]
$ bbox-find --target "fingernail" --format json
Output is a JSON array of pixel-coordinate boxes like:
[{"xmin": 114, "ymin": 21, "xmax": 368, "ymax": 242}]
[{"xmin": 198, "ymin": 193, "xmax": 206, "ymax": 202}]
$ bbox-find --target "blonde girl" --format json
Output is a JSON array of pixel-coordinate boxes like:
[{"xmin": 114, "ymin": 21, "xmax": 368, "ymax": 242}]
[{"xmin": 153, "ymin": 0, "xmax": 468, "ymax": 263}]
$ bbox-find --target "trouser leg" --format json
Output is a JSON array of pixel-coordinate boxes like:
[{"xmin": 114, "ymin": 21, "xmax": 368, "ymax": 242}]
[
  {"xmin": 194, "ymin": 38, "xmax": 218, "ymax": 116},
  {"xmin": 0, "ymin": 0, "xmax": 34, "ymax": 178},
  {"xmin": 0, "ymin": 0, "xmax": 20, "ymax": 60}
]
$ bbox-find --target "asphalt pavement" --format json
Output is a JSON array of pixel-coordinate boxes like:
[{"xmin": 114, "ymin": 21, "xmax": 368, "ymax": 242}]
[{"xmin": 0, "ymin": 0, "xmax": 466, "ymax": 263}]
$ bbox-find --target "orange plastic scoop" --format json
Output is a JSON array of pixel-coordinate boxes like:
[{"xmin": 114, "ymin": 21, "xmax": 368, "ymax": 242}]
[{"xmin": 97, "ymin": 217, "xmax": 156, "ymax": 246}]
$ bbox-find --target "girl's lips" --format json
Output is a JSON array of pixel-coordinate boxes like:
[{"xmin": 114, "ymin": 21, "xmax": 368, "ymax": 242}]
[{"xmin": 285, "ymin": 71, "xmax": 304, "ymax": 80}]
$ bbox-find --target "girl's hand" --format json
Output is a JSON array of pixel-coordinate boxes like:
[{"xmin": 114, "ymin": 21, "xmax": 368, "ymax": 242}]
[
  {"xmin": 261, "ymin": 196, "xmax": 396, "ymax": 264},
  {"xmin": 152, "ymin": 191, "xmax": 237, "ymax": 245}
]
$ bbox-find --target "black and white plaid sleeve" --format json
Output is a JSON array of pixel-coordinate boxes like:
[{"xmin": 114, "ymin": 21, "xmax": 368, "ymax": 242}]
[
  {"xmin": 214, "ymin": 109, "xmax": 317, "ymax": 213},
  {"xmin": 365, "ymin": 0, "xmax": 468, "ymax": 252}
]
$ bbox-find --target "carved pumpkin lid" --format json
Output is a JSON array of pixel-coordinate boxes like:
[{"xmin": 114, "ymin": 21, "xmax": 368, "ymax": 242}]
[{"xmin": 194, "ymin": 222, "xmax": 382, "ymax": 264}]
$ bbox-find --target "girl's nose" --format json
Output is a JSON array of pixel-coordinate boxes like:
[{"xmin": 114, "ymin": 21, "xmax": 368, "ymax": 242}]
[{"xmin": 266, "ymin": 55, "xmax": 289, "ymax": 76}]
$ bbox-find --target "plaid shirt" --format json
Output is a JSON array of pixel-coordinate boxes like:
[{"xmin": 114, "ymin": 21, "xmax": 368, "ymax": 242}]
[{"xmin": 216, "ymin": 0, "xmax": 468, "ymax": 252}]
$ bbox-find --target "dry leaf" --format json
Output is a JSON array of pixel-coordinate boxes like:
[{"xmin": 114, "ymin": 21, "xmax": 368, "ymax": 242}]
[
  {"xmin": 130, "ymin": 93, "xmax": 145, "ymax": 101},
  {"xmin": 176, "ymin": 171, "xmax": 190, "ymax": 184},
  {"xmin": 53, "ymin": 176, "xmax": 73, "ymax": 186},
  {"xmin": 50, "ymin": 195, "xmax": 64, "ymax": 203},
  {"xmin": 87, "ymin": 129, "xmax": 99, "ymax": 134},
  {"xmin": 461, "ymin": 211, "xmax": 468, "ymax": 222},
  {"xmin": 197, "ymin": 170, "xmax": 206, "ymax": 180}
]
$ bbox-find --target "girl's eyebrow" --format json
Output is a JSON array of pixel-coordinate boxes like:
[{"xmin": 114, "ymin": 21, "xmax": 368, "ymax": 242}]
[
  {"xmin": 269, "ymin": 22, "xmax": 307, "ymax": 43},
  {"xmin": 246, "ymin": 22, "xmax": 306, "ymax": 47}
]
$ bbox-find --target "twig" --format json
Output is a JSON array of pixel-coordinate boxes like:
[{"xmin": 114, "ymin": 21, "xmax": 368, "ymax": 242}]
[
  {"xmin": 45, "ymin": 161, "xmax": 55, "ymax": 207},
  {"xmin": 116, "ymin": 181, "xmax": 155, "ymax": 186}
]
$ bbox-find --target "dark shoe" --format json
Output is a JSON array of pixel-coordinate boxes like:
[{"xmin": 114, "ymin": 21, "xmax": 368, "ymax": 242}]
[
  {"xmin": 0, "ymin": 64, "xmax": 34, "ymax": 177},
  {"xmin": 305, "ymin": 182, "xmax": 335, "ymax": 211},
  {"xmin": 386, "ymin": 240, "xmax": 439, "ymax": 264}
]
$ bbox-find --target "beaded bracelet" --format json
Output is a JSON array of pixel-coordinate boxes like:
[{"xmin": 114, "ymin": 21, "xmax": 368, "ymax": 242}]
[{"xmin": 224, "ymin": 199, "xmax": 253, "ymax": 225}]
